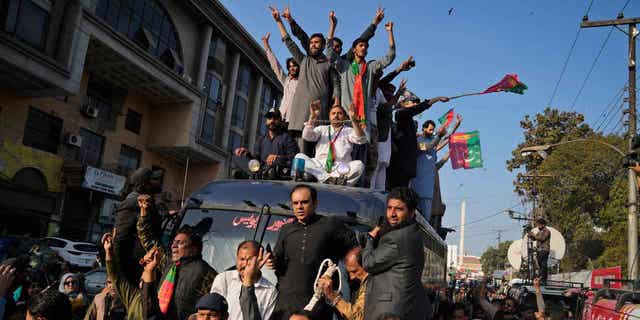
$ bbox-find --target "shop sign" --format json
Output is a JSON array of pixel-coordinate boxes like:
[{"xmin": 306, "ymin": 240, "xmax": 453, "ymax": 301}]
[{"xmin": 82, "ymin": 166, "xmax": 126, "ymax": 195}]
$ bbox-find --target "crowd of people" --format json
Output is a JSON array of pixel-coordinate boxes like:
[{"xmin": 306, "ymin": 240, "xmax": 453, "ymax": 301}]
[
  {"xmin": 0, "ymin": 180, "xmax": 559, "ymax": 320},
  {"xmin": 232, "ymin": 6, "xmax": 462, "ymax": 223},
  {"xmin": 0, "ymin": 5, "xmax": 561, "ymax": 320}
]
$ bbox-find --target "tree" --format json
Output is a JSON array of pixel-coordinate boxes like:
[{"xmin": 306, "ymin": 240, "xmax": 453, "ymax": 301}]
[
  {"xmin": 481, "ymin": 241, "xmax": 512, "ymax": 277},
  {"xmin": 507, "ymin": 108, "xmax": 627, "ymax": 272}
]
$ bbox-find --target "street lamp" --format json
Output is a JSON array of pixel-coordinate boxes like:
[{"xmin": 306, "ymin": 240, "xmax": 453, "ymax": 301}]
[{"xmin": 519, "ymin": 138, "xmax": 636, "ymax": 279}]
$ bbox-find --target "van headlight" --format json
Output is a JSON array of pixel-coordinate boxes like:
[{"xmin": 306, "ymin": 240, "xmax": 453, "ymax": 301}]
[{"xmin": 248, "ymin": 159, "xmax": 261, "ymax": 173}]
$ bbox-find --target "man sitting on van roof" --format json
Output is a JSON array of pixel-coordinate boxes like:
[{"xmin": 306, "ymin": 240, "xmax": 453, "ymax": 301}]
[
  {"xmin": 234, "ymin": 108, "xmax": 299, "ymax": 176},
  {"xmin": 294, "ymin": 102, "xmax": 368, "ymax": 186},
  {"xmin": 210, "ymin": 240, "xmax": 277, "ymax": 320}
]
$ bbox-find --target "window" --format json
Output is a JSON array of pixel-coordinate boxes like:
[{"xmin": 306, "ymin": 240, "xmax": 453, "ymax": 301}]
[
  {"xmin": 125, "ymin": 108, "xmax": 142, "ymax": 134},
  {"xmin": 236, "ymin": 65, "xmax": 251, "ymax": 96},
  {"xmin": 44, "ymin": 238, "xmax": 67, "ymax": 248},
  {"xmin": 228, "ymin": 131, "xmax": 242, "ymax": 152},
  {"xmin": 23, "ymin": 107, "xmax": 63, "ymax": 154},
  {"xmin": 78, "ymin": 128, "xmax": 104, "ymax": 167},
  {"xmin": 118, "ymin": 144, "xmax": 141, "ymax": 175},
  {"xmin": 231, "ymin": 96, "xmax": 247, "ymax": 129},
  {"xmin": 207, "ymin": 37, "xmax": 225, "ymax": 76},
  {"xmin": 200, "ymin": 72, "xmax": 223, "ymax": 144},
  {"xmin": 95, "ymin": 0, "xmax": 182, "ymax": 71},
  {"xmin": 258, "ymin": 86, "xmax": 274, "ymax": 138},
  {"xmin": 1, "ymin": 0, "xmax": 50, "ymax": 51}
]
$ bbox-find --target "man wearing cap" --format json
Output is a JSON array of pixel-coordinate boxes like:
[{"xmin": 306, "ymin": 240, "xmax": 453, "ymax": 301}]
[
  {"xmin": 294, "ymin": 103, "xmax": 368, "ymax": 186},
  {"xmin": 527, "ymin": 218, "xmax": 551, "ymax": 284},
  {"xmin": 192, "ymin": 293, "xmax": 229, "ymax": 320},
  {"xmin": 113, "ymin": 167, "xmax": 163, "ymax": 286},
  {"xmin": 234, "ymin": 108, "xmax": 298, "ymax": 177}
]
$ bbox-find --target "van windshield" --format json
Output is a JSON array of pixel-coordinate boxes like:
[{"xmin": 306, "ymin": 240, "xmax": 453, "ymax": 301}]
[{"xmin": 180, "ymin": 208, "xmax": 295, "ymax": 283}]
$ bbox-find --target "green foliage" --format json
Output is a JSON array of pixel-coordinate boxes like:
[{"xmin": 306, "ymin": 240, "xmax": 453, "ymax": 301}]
[
  {"xmin": 481, "ymin": 241, "xmax": 513, "ymax": 277},
  {"xmin": 507, "ymin": 108, "xmax": 627, "ymax": 273}
]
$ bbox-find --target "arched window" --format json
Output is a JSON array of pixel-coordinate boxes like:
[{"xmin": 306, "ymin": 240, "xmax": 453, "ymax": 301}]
[{"xmin": 95, "ymin": 0, "xmax": 183, "ymax": 72}]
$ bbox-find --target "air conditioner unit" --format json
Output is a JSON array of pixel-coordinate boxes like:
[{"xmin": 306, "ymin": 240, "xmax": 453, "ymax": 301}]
[
  {"xmin": 81, "ymin": 104, "xmax": 99, "ymax": 118},
  {"xmin": 65, "ymin": 134, "xmax": 83, "ymax": 148}
]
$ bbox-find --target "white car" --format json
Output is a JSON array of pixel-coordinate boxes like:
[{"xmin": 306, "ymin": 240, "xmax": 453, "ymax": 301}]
[{"xmin": 41, "ymin": 237, "xmax": 98, "ymax": 268}]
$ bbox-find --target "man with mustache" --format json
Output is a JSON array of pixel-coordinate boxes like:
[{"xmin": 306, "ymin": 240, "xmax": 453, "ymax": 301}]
[
  {"xmin": 210, "ymin": 241, "xmax": 277, "ymax": 320},
  {"xmin": 294, "ymin": 102, "xmax": 368, "ymax": 186},
  {"xmin": 317, "ymin": 247, "xmax": 369, "ymax": 320},
  {"xmin": 265, "ymin": 184, "xmax": 357, "ymax": 320},
  {"xmin": 362, "ymin": 187, "xmax": 428, "ymax": 320}
]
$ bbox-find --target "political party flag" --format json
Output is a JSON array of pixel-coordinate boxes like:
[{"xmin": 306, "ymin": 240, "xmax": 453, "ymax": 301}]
[
  {"xmin": 438, "ymin": 108, "xmax": 455, "ymax": 127},
  {"xmin": 450, "ymin": 74, "xmax": 528, "ymax": 100},
  {"xmin": 482, "ymin": 74, "xmax": 528, "ymax": 94},
  {"xmin": 450, "ymin": 131, "xmax": 483, "ymax": 170}
]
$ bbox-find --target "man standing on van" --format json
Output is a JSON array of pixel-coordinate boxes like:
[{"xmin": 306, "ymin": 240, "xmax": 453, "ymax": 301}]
[
  {"xmin": 362, "ymin": 187, "xmax": 427, "ymax": 320},
  {"xmin": 265, "ymin": 184, "xmax": 357, "ymax": 320}
]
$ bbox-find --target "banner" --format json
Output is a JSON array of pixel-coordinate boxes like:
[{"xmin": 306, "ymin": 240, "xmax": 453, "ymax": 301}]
[
  {"xmin": 590, "ymin": 266, "xmax": 622, "ymax": 289},
  {"xmin": 82, "ymin": 166, "xmax": 126, "ymax": 195}
]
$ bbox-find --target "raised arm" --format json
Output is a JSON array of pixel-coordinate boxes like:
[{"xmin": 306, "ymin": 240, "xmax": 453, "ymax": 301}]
[
  {"xmin": 436, "ymin": 151, "xmax": 451, "ymax": 170},
  {"xmin": 343, "ymin": 7, "xmax": 384, "ymax": 61},
  {"xmin": 437, "ymin": 115, "xmax": 462, "ymax": 151},
  {"xmin": 136, "ymin": 195, "xmax": 168, "ymax": 271},
  {"xmin": 270, "ymin": 6, "xmax": 304, "ymax": 63},
  {"xmin": 348, "ymin": 105, "xmax": 368, "ymax": 144},
  {"xmin": 302, "ymin": 101, "xmax": 323, "ymax": 142},
  {"xmin": 282, "ymin": 7, "xmax": 310, "ymax": 54},
  {"xmin": 378, "ymin": 22, "xmax": 396, "ymax": 68},
  {"xmin": 362, "ymin": 234, "xmax": 400, "ymax": 275},
  {"xmin": 262, "ymin": 33, "xmax": 286, "ymax": 85},
  {"xmin": 379, "ymin": 56, "xmax": 414, "ymax": 88}
]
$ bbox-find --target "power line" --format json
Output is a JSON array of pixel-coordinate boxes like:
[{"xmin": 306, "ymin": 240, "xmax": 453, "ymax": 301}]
[
  {"xmin": 594, "ymin": 83, "xmax": 626, "ymax": 131},
  {"xmin": 547, "ymin": 0, "xmax": 596, "ymax": 107},
  {"xmin": 570, "ymin": 25, "xmax": 616, "ymax": 111},
  {"xmin": 621, "ymin": 0, "xmax": 632, "ymax": 11},
  {"xmin": 449, "ymin": 204, "xmax": 521, "ymax": 229}
]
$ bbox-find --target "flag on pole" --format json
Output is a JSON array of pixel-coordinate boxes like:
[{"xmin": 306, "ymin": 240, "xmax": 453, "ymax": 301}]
[
  {"xmin": 482, "ymin": 74, "xmax": 528, "ymax": 95},
  {"xmin": 438, "ymin": 108, "xmax": 455, "ymax": 127},
  {"xmin": 450, "ymin": 131, "xmax": 483, "ymax": 170}
]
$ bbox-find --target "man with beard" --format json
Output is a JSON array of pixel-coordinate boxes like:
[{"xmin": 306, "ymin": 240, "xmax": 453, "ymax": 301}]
[
  {"xmin": 281, "ymin": 7, "xmax": 384, "ymax": 60},
  {"xmin": 294, "ymin": 103, "xmax": 368, "ymax": 186},
  {"xmin": 233, "ymin": 108, "xmax": 298, "ymax": 176},
  {"xmin": 265, "ymin": 184, "xmax": 357, "ymax": 320},
  {"xmin": 362, "ymin": 187, "xmax": 427, "ymax": 320},
  {"xmin": 262, "ymin": 32, "xmax": 299, "ymax": 124},
  {"xmin": 269, "ymin": 6, "xmax": 340, "ymax": 153},
  {"xmin": 410, "ymin": 116, "xmax": 461, "ymax": 219},
  {"xmin": 317, "ymin": 247, "xmax": 368, "ymax": 320},
  {"xmin": 113, "ymin": 168, "xmax": 163, "ymax": 287},
  {"xmin": 210, "ymin": 240, "xmax": 277, "ymax": 320},
  {"xmin": 137, "ymin": 195, "xmax": 217, "ymax": 319}
]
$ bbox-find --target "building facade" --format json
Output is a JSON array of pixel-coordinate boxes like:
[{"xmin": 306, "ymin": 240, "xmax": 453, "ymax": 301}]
[{"xmin": 0, "ymin": 0, "xmax": 282, "ymax": 242}]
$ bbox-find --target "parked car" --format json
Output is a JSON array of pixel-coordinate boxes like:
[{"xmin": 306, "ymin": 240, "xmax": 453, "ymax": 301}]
[
  {"xmin": 41, "ymin": 237, "xmax": 98, "ymax": 268},
  {"xmin": 84, "ymin": 268, "xmax": 107, "ymax": 297}
]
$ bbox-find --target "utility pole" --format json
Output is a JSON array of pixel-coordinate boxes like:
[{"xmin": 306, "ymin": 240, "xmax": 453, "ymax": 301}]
[
  {"xmin": 493, "ymin": 228, "xmax": 507, "ymax": 271},
  {"xmin": 581, "ymin": 15, "xmax": 639, "ymax": 279},
  {"xmin": 459, "ymin": 200, "xmax": 466, "ymax": 266}
]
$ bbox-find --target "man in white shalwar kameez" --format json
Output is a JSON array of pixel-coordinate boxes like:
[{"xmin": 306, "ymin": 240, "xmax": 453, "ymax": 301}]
[{"xmin": 294, "ymin": 102, "xmax": 368, "ymax": 186}]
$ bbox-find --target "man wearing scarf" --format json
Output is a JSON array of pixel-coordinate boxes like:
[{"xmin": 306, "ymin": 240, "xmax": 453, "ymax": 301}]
[
  {"xmin": 332, "ymin": 20, "xmax": 395, "ymax": 187},
  {"xmin": 294, "ymin": 102, "xmax": 368, "ymax": 186},
  {"xmin": 362, "ymin": 187, "xmax": 428, "ymax": 320},
  {"xmin": 136, "ymin": 195, "xmax": 217, "ymax": 319}
]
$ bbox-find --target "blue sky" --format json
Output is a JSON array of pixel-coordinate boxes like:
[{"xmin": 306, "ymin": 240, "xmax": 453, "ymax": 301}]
[{"xmin": 219, "ymin": 0, "xmax": 637, "ymax": 255}]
